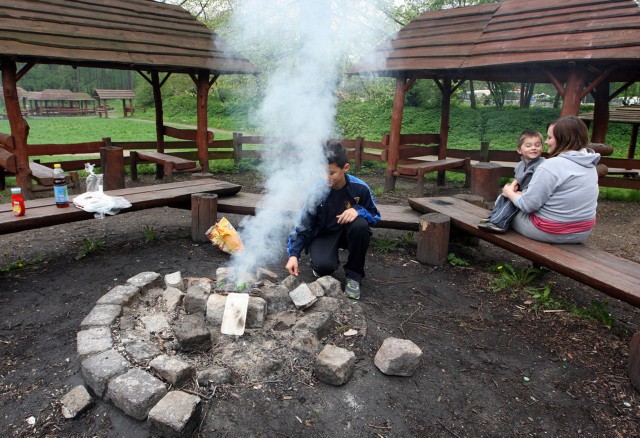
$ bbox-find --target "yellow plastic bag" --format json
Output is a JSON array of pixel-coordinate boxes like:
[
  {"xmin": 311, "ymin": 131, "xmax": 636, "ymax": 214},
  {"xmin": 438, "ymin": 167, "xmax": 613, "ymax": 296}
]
[{"xmin": 206, "ymin": 217, "xmax": 244, "ymax": 254}]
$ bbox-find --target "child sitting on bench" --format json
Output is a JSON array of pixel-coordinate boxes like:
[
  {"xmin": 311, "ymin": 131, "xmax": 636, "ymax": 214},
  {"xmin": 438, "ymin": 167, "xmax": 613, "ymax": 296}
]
[{"xmin": 478, "ymin": 130, "xmax": 544, "ymax": 234}]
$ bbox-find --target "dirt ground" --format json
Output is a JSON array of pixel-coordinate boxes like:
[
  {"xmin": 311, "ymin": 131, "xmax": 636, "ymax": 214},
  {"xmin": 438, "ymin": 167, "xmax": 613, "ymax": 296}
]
[{"xmin": 1, "ymin": 168, "xmax": 640, "ymax": 437}]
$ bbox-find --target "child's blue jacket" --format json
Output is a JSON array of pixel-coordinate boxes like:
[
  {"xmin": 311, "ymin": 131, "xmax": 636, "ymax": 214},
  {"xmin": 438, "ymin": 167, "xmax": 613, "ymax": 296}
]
[{"xmin": 287, "ymin": 174, "xmax": 381, "ymax": 258}]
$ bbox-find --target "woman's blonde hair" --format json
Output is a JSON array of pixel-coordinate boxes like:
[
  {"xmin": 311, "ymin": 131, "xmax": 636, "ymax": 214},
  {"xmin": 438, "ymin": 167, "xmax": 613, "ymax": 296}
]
[{"xmin": 548, "ymin": 115, "xmax": 589, "ymax": 157}]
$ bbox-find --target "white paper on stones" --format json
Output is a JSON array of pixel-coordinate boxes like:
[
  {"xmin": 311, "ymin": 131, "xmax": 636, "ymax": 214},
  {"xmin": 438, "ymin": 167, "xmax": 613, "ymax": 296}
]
[{"xmin": 220, "ymin": 293, "xmax": 249, "ymax": 336}]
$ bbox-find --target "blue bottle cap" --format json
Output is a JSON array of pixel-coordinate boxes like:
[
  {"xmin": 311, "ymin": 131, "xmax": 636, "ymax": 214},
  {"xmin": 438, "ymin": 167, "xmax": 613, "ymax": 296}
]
[{"xmin": 11, "ymin": 187, "xmax": 21, "ymax": 194}]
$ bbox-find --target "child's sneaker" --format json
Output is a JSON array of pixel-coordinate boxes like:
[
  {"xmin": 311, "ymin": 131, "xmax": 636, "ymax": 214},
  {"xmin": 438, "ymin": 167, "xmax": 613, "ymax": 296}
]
[
  {"xmin": 345, "ymin": 279, "xmax": 361, "ymax": 300},
  {"xmin": 477, "ymin": 222, "xmax": 507, "ymax": 234}
]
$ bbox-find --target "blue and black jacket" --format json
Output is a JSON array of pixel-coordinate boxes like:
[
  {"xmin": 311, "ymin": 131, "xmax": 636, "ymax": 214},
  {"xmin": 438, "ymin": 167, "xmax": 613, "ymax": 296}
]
[{"xmin": 287, "ymin": 174, "xmax": 381, "ymax": 258}]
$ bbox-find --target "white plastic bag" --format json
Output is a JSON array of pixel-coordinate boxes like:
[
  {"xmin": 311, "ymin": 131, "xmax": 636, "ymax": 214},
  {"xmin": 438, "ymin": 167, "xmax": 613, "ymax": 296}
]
[{"xmin": 73, "ymin": 192, "xmax": 132, "ymax": 219}]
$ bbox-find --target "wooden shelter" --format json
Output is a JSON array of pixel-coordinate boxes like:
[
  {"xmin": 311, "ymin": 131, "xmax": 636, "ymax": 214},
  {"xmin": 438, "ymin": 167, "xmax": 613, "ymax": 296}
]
[
  {"xmin": 93, "ymin": 89, "xmax": 136, "ymax": 117},
  {"xmin": 23, "ymin": 89, "xmax": 96, "ymax": 116},
  {"xmin": 0, "ymin": 0, "xmax": 258, "ymax": 198},
  {"xmin": 350, "ymin": 0, "xmax": 640, "ymax": 189}
]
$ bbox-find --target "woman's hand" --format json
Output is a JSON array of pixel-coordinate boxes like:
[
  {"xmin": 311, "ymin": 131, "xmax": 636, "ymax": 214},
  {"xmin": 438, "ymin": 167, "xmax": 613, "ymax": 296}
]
[
  {"xmin": 502, "ymin": 180, "xmax": 522, "ymax": 201},
  {"xmin": 285, "ymin": 256, "xmax": 299, "ymax": 276}
]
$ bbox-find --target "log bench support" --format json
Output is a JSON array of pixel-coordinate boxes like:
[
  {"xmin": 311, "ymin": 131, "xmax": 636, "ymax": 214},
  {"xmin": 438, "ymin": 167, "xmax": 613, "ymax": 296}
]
[
  {"xmin": 470, "ymin": 162, "xmax": 502, "ymax": 203},
  {"xmin": 416, "ymin": 213, "xmax": 450, "ymax": 265},
  {"xmin": 130, "ymin": 151, "xmax": 200, "ymax": 182},
  {"xmin": 191, "ymin": 193, "xmax": 218, "ymax": 243}
]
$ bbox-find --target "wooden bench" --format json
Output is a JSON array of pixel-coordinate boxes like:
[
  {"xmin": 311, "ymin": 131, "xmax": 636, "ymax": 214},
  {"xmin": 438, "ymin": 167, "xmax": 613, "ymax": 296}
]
[
  {"xmin": 408, "ymin": 196, "xmax": 640, "ymax": 307},
  {"xmin": 215, "ymin": 192, "xmax": 421, "ymax": 230},
  {"xmin": 0, "ymin": 179, "xmax": 240, "ymax": 235},
  {"xmin": 380, "ymin": 134, "xmax": 471, "ymax": 195},
  {"xmin": 130, "ymin": 151, "xmax": 201, "ymax": 182},
  {"xmin": 29, "ymin": 162, "xmax": 82, "ymax": 194}
]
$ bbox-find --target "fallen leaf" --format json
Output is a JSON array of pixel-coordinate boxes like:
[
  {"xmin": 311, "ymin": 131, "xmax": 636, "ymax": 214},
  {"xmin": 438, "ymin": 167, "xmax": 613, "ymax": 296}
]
[{"xmin": 343, "ymin": 329, "xmax": 358, "ymax": 337}]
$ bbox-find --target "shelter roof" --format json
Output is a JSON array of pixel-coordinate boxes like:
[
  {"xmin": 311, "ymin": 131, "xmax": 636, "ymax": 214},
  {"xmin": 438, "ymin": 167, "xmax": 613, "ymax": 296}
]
[
  {"xmin": 0, "ymin": 0, "xmax": 259, "ymax": 75},
  {"xmin": 93, "ymin": 89, "xmax": 135, "ymax": 100},
  {"xmin": 351, "ymin": 0, "xmax": 640, "ymax": 83}
]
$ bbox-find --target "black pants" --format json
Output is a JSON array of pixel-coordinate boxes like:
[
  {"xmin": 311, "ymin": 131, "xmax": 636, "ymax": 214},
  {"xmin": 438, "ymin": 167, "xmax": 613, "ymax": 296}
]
[{"xmin": 309, "ymin": 216, "xmax": 371, "ymax": 283}]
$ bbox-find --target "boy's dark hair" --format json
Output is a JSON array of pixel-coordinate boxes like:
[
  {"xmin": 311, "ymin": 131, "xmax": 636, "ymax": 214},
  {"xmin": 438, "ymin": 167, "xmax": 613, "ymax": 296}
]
[
  {"xmin": 517, "ymin": 130, "xmax": 543, "ymax": 148},
  {"xmin": 324, "ymin": 142, "xmax": 349, "ymax": 168}
]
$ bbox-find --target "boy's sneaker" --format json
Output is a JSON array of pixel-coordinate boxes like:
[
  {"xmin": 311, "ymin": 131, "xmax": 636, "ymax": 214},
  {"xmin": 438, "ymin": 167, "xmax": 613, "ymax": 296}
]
[
  {"xmin": 345, "ymin": 279, "xmax": 361, "ymax": 300},
  {"xmin": 477, "ymin": 222, "xmax": 507, "ymax": 234},
  {"xmin": 479, "ymin": 218, "xmax": 490, "ymax": 224}
]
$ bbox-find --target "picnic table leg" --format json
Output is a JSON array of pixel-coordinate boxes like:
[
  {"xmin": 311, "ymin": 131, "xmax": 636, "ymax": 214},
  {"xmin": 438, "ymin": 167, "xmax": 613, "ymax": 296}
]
[
  {"xmin": 130, "ymin": 151, "xmax": 139, "ymax": 181},
  {"xmin": 629, "ymin": 331, "xmax": 640, "ymax": 391},
  {"xmin": 163, "ymin": 162, "xmax": 174, "ymax": 182}
]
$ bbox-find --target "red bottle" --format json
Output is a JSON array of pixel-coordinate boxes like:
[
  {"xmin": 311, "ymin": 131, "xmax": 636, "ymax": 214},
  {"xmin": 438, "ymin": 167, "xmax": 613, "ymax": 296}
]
[{"xmin": 11, "ymin": 187, "xmax": 25, "ymax": 217}]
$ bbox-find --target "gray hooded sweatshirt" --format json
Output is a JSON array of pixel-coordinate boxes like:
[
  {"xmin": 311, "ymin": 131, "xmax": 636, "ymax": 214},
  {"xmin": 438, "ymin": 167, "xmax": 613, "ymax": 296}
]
[{"xmin": 512, "ymin": 149, "xmax": 600, "ymax": 224}]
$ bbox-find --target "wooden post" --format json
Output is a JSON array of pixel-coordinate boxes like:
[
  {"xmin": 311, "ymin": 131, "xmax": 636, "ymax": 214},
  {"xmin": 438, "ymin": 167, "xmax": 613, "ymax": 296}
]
[
  {"xmin": 416, "ymin": 213, "xmax": 450, "ymax": 265},
  {"xmin": 386, "ymin": 76, "xmax": 407, "ymax": 191},
  {"xmin": 151, "ymin": 71, "xmax": 165, "ymax": 180},
  {"xmin": 100, "ymin": 146, "xmax": 125, "ymax": 190},
  {"xmin": 191, "ymin": 193, "xmax": 218, "ymax": 243},
  {"xmin": 629, "ymin": 331, "xmax": 640, "ymax": 392},
  {"xmin": 471, "ymin": 162, "xmax": 502, "ymax": 203},
  {"xmin": 437, "ymin": 78, "xmax": 452, "ymax": 186},
  {"xmin": 480, "ymin": 141, "xmax": 490, "ymax": 162},
  {"xmin": 354, "ymin": 136, "xmax": 364, "ymax": 171},
  {"xmin": 122, "ymin": 98, "xmax": 126, "ymax": 116},
  {"xmin": 560, "ymin": 65, "xmax": 585, "ymax": 117},
  {"xmin": 628, "ymin": 124, "xmax": 638, "ymax": 160},
  {"xmin": 591, "ymin": 81, "xmax": 609, "ymax": 143},
  {"xmin": 232, "ymin": 132, "xmax": 242, "ymax": 164},
  {"xmin": 1, "ymin": 59, "xmax": 31, "ymax": 198},
  {"xmin": 196, "ymin": 72, "xmax": 212, "ymax": 174}
]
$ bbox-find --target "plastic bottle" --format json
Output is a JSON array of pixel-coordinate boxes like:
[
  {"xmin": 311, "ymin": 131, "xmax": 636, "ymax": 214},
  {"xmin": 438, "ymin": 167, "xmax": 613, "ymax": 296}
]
[
  {"xmin": 11, "ymin": 187, "xmax": 25, "ymax": 217},
  {"xmin": 53, "ymin": 163, "xmax": 69, "ymax": 208}
]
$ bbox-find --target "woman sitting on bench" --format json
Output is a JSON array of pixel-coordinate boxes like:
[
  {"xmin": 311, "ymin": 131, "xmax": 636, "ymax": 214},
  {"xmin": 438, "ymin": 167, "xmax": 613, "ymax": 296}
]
[{"xmin": 502, "ymin": 116, "xmax": 600, "ymax": 244}]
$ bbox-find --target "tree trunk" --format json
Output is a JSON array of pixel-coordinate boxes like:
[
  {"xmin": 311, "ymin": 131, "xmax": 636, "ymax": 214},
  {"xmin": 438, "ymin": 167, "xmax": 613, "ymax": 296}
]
[{"xmin": 469, "ymin": 80, "xmax": 477, "ymax": 109}]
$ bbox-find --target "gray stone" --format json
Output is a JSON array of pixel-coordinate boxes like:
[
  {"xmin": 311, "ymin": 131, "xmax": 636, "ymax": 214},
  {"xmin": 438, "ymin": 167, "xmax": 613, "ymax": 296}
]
[
  {"xmin": 126, "ymin": 271, "xmax": 162, "ymax": 292},
  {"xmin": 261, "ymin": 284, "xmax": 291, "ymax": 314},
  {"xmin": 186, "ymin": 278, "xmax": 213, "ymax": 293},
  {"xmin": 281, "ymin": 275, "xmax": 300, "ymax": 291},
  {"xmin": 216, "ymin": 267, "xmax": 234, "ymax": 283},
  {"xmin": 140, "ymin": 313, "xmax": 171, "ymax": 336},
  {"xmin": 184, "ymin": 284, "xmax": 209, "ymax": 314},
  {"xmin": 374, "ymin": 337, "xmax": 423, "ymax": 377},
  {"xmin": 205, "ymin": 294, "xmax": 227, "ymax": 326},
  {"xmin": 149, "ymin": 355, "xmax": 195, "ymax": 387},
  {"xmin": 289, "ymin": 283, "xmax": 318, "ymax": 310},
  {"xmin": 60, "ymin": 385, "xmax": 94, "ymax": 419},
  {"xmin": 315, "ymin": 345, "xmax": 356, "ymax": 386},
  {"xmin": 291, "ymin": 330, "xmax": 322, "ymax": 358},
  {"xmin": 164, "ymin": 286, "xmax": 184, "ymax": 312},
  {"xmin": 81, "ymin": 349, "xmax": 129, "ymax": 398},
  {"xmin": 80, "ymin": 304, "xmax": 122, "ymax": 329},
  {"xmin": 317, "ymin": 275, "xmax": 343, "ymax": 297},
  {"xmin": 118, "ymin": 314, "xmax": 137, "ymax": 331},
  {"xmin": 164, "ymin": 271, "xmax": 184, "ymax": 291},
  {"xmin": 246, "ymin": 297, "xmax": 267, "ymax": 328},
  {"xmin": 106, "ymin": 368, "xmax": 167, "ymax": 421},
  {"xmin": 124, "ymin": 341, "xmax": 162, "ymax": 363},
  {"xmin": 294, "ymin": 311, "xmax": 334, "ymax": 340},
  {"xmin": 77, "ymin": 327, "xmax": 113, "ymax": 359},
  {"xmin": 148, "ymin": 391, "xmax": 202, "ymax": 438},
  {"xmin": 308, "ymin": 281, "xmax": 325, "ymax": 297},
  {"xmin": 96, "ymin": 284, "xmax": 140, "ymax": 306},
  {"xmin": 256, "ymin": 267, "xmax": 278, "ymax": 282},
  {"xmin": 197, "ymin": 367, "xmax": 233, "ymax": 386},
  {"xmin": 272, "ymin": 312, "xmax": 297, "ymax": 331},
  {"xmin": 314, "ymin": 297, "xmax": 342, "ymax": 315},
  {"xmin": 172, "ymin": 314, "xmax": 212, "ymax": 352}
]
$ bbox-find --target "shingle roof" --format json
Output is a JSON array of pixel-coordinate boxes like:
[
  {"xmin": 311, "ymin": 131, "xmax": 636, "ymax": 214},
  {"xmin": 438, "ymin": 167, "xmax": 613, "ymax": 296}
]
[
  {"xmin": 93, "ymin": 89, "xmax": 135, "ymax": 100},
  {"xmin": 352, "ymin": 0, "xmax": 640, "ymax": 82},
  {"xmin": 0, "ymin": 0, "xmax": 259, "ymax": 75}
]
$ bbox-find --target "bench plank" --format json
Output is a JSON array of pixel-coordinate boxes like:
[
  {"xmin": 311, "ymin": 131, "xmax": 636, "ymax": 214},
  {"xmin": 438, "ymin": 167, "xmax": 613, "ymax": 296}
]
[
  {"xmin": 408, "ymin": 196, "xmax": 640, "ymax": 307},
  {"xmin": 136, "ymin": 152, "xmax": 198, "ymax": 170},
  {"xmin": 0, "ymin": 179, "xmax": 241, "ymax": 235}
]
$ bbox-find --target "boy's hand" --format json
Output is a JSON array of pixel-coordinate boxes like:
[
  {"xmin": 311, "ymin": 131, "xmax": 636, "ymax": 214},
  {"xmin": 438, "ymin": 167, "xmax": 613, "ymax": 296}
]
[
  {"xmin": 286, "ymin": 256, "xmax": 299, "ymax": 276},
  {"xmin": 336, "ymin": 208, "xmax": 358, "ymax": 224}
]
